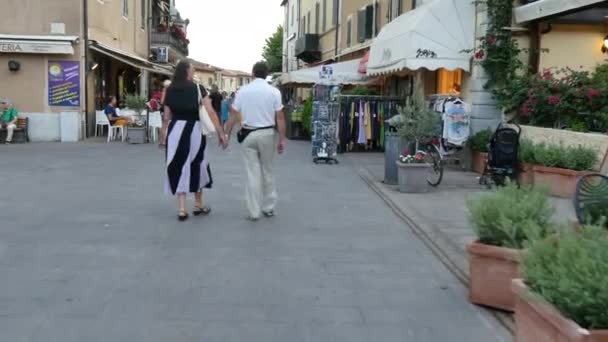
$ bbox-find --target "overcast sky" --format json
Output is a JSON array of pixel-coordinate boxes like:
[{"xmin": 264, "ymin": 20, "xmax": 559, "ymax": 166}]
[{"xmin": 176, "ymin": 0, "xmax": 284, "ymax": 72}]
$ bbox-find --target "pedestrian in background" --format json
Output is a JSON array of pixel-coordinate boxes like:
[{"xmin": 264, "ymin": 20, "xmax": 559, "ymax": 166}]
[
  {"xmin": 220, "ymin": 91, "xmax": 230, "ymax": 128},
  {"xmin": 1, "ymin": 99, "xmax": 19, "ymax": 144},
  {"xmin": 161, "ymin": 60, "xmax": 228, "ymax": 221},
  {"xmin": 209, "ymin": 85, "xmax": 223, "ymax": 122},
  {"xmin": 225, "ymin": 62, "xmax": 287, "ymax": 221}
]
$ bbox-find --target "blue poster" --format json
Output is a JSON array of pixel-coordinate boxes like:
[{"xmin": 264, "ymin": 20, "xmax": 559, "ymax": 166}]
[{"xmin": 48, "ymin": 60, "xmax": 80, "ymax": 107}]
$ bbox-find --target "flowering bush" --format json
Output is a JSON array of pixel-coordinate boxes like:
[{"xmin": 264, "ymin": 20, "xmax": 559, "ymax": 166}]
[
  {"xmin": 497, "ymin": 66, "xmax": 608, "ymax": 131},
  {"xmin": 398, "ymin": 149, "xmax": 427, "ymax": 164}
]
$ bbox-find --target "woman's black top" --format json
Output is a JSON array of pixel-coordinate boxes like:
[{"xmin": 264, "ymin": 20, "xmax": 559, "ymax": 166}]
[{"xmin": 164, "ymin": 81, "xmax": 208, "ymax": 121}]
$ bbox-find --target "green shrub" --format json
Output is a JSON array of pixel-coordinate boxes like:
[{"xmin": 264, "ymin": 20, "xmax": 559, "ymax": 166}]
[
  {"xmin": 468, "ymin": 183, "xmax": 554, "ymax": 249},
  {"xmin": 301, "ymin": 96, "xmax": 313, "ymax": 136},
  {"xmin": 522, "ymin": 227, "xmax": 608, "ymax": 330},
  {"xmin": 468, "ymin": 129, "xmax": 492, "ymax": 152},
  {"xmin": 124, "ymin": 94, "xmax": 147, "ymax": 112},
  {"xmin": 518, "ymin": 140, "xmax": 597, "ymax": 171}
]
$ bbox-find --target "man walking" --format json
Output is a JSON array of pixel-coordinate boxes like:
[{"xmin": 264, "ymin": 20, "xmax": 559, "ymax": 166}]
[
  {"xmin": 1, "ymin": 99, "xmax": 19, "ymax": 144},
  {"xmin": 227, "ymin": 62, "xmax": 286, "ymax": 221}
]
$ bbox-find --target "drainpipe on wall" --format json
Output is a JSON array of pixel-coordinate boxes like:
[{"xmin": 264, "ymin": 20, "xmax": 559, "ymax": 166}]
[
  {"xmin": 83, "ymin": 0, "xmax": 90, "ymax": 138},
  {"xmin": 334, "ymin": 0, "xmax": 340, "ymax": 60}
]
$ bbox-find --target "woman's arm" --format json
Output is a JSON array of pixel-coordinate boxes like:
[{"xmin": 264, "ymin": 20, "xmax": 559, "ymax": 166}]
[{"xmin": 160, "ymin": 105, "xmax": 172, "ymax": 147}]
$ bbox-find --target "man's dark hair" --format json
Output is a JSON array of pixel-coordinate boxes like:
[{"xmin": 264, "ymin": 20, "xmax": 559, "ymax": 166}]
[
  {"xmin": 252, "ymin": 62, "xmax": 269, "ymax": 79},
  {"xmin": 107, "ymin": 96, "xmax": 116, "ymax": 104}
]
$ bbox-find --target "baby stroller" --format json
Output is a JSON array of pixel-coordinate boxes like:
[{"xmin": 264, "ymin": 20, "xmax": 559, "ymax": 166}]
[{"xmin": 479, "ymin": 123, "xmax": 522, "ymax": 187}]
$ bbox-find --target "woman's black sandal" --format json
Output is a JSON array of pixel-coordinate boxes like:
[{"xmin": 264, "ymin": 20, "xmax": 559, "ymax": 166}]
[
  {"xmin": 193, "ymin": 206, "xmax": 211, "ymax": 216},
  {"xmin": 178, "ymin": 210, "xmax": 189, "ymax": 221}
]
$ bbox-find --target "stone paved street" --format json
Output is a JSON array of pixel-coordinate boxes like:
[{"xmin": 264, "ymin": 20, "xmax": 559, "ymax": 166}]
[{"xmin": 0, "ymin": 140, "xmax": 510, "ymax": 342}]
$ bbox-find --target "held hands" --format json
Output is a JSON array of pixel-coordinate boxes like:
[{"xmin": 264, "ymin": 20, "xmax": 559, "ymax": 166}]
[{"xmin": 218, "ymin": 133, "xmax": 229, "ymax": 150}]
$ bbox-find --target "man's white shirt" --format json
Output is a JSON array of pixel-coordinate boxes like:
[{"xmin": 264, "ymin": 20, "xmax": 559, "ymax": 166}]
[{"xmin": 232, "ymin": 79, "xmax": 283, "ymax": 128}]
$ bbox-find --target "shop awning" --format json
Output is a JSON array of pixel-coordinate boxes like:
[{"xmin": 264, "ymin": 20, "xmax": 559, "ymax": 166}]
[
  {"xmin": 367, "ymin": 0, "xmax": 475, "ymax": 76},
  {"xmin": 89, "ymin": 41, "xmax": 173, "ymax": 76},
  {"xmin": 280, "ymin": 58, "xmax": 377, "ymax": 85},
  {"xmin": 514, "ymin": 0, "xmax": 606, "ymax": 23},
  {"xmin": 0, "ymin": 34, "xmax": 79, "ymax": 55}
]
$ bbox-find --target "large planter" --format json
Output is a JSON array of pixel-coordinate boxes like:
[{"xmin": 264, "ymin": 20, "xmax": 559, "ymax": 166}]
[
  {"xmin": 396, "ymin": 162, "xmax": 430, "ymax": 193},
  {"xmin": 472, "ymin": 151, "xmax": 488, "ymax": 174},
  {"xmin": 126, "ymin": 126, "xmax": 146, "ymax": 144},
  {"xmin": 467, "ymin": 241, "xmax": 520, "ymax": 311},
  {"xmin": 512, "ymin": 279, "xmax": 608, "ymax": 342},
  {"xmin": 519, "ymin": 163, "xmax": 534, "ymax": 186},
  {"xmin": 530, "ymin": 165, "xmax": 591, "ymax": 198}
]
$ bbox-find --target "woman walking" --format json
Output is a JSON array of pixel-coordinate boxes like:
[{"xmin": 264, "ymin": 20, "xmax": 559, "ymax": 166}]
[{"xmin": 161, "ymin": 60, "xmax": 228, "ymax": 221}]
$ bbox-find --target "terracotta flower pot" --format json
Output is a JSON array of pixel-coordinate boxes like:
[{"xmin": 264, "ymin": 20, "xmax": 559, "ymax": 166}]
[
  {"xmin": 467, "ymin": 241, "xmax": 520, "ymax": 311},
  {"xmin": 512, "ymin": 279, "xmax": 608, "ymax": 342},
  {"xmin": 472, "ymin": 151, "xmax": 488, "ymax": 174},
  {"xmin": 530, "ymin": 165, "xmax": 592, "ymax": 198},
  {"xmin": 518, "ymin": 163, "xmax": 534, "ymax": 186}
]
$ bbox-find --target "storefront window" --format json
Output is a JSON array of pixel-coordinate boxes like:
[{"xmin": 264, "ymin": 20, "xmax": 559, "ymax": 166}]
[{"xmin": 436, "ymin": 69, "xmax": 462, "ymax": 94}]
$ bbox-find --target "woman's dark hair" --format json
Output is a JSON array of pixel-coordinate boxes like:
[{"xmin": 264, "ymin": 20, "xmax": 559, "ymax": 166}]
[
  {"xmin": 107, "ymin": 96, "xmax": 116, "ymax": 104},
  {"xmin": 171, "ymin": 60, "xmax": 192, "ymax": 89}
]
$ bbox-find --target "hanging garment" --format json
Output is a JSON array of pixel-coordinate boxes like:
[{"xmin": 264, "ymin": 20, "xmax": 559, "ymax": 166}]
[
  {"xmin": 379, "ymin": 103, "xmax": 385, "ymax": 148},
  {"xmin": 357, "ymin": 101, "xmax": 367, "ymax": 144},
  {"xmin": 443, "ymin": 99, "xmax": 471, "ymax": 146},
  {"xmin": 364, "ymin": 101, "xmax": 372, "ymax": 141}
]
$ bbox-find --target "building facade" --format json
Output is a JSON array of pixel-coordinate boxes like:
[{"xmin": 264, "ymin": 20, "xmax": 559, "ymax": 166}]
[{"xmin": 0, "ymin": 0, "xmax": 188, "ymax": 141}]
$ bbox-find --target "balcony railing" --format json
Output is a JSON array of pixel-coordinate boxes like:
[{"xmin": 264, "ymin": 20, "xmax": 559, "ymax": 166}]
[{"xmin": 151, "ymin": 30, "xmax": 189, "ymax": 58}]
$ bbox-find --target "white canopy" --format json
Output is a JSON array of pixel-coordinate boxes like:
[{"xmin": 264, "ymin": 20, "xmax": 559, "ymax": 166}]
[
  {"xmin": 514, "ymin": 0, "xmax": 606, "ymax": 23},
  {"xmin": 367, "ymin": 0, "xmax": 475, "ymax": 76},
  {"xmin": 281, "ymin": 58, "xmax": 375, "ymax": 85}
]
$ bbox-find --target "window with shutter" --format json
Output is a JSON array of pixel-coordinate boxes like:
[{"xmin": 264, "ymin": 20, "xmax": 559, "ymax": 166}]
[
  {"xmin": 357, "ymin": 9, "xmax": 366, "ymax": 43},
  {"xmin": 346, "ymin": 17, "xmax": 352, "ymax": 47},
  {"xmin": 365, "ymin": 5, "xmax": 373, "ymax": 40},
  {"xmin": 315, "ymin": 3, "xmax": 320, "ymax": 34},
  {"xmin": 332, "ymin": 0, "xmax": 339, "ymax": 25},
  {"xmin": 322, "ymin": 0, "xmax": 327, "ymax": 32}
]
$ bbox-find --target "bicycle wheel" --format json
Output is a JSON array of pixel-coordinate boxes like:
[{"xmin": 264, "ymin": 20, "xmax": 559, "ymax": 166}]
[{"xmin": 424, "ymin": 144, "xmax": 443, "ymax": 187}]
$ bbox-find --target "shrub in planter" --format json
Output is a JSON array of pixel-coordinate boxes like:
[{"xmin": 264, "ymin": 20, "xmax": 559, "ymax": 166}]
[
  {"xmin": 514, "ymin": 227, "xmax": 608, "ymax": 340},
  {"xmin": 518, "ymin": 139, "xmax": 598, "ymax": 197},
  {"xmin": 124, "ymin": 94, "xmax": 147, "ymax": 114},
  {"xmin": 468, "ymin": 129, "xmax": 492, "ymax": 174},
  {"xmin": 466, "ymin": 183, "xmax": 554, "ymax": 311}
]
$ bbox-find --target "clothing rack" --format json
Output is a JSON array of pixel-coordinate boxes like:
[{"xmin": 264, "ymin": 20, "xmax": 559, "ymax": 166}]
[{"xmin": 336, "ymin": 95, "xmax": 404, "ymax": 153}]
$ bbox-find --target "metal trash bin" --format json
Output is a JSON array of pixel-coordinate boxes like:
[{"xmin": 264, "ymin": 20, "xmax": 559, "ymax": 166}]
[{"xmin": 384, "ymin": 131, "xmax": 405, "ymax": 185}]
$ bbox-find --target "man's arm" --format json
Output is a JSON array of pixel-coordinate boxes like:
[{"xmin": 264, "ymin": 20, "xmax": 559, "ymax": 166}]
[
  {"xmin": 274, "ymin": 90, "xmax": 286, "ymax": 154},
  {"xmin": 9, "ymin": 108, "xmax": 18, "ymax": 124}
]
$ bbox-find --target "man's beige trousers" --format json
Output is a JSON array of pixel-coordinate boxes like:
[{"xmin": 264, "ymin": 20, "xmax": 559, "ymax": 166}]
[{"xmin": 242, "ymin": 129, "xmax": 277, "ymax": 218}]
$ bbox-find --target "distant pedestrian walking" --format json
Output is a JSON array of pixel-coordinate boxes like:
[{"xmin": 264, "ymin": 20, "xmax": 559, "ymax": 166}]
[
  {"xmin": 226, "ymin": 62, "xmax": 287, "ymax": 221},
  {"xmin": 161, "ymin": 60, "xmax": 228, "ymax": 221}
]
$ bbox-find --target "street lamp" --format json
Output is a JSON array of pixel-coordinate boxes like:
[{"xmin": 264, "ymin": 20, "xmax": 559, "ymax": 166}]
[{"xmin": 603, "ymin": 34, "xmax": 608, "ymax": 53}]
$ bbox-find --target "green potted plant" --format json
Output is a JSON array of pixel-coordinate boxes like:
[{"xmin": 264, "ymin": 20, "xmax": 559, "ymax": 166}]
[
  {"xmin": 124, "ymin": 94, "xmax": 147, "ymax": 115},
  {"xmin": 468, "ymin": 129, "xmax": 492, "ymax": 174},
  {"xmin": 513, "ymin": 226, "xmax": 608, "ymax": 341},
  {"xmin": 391, "ymin": 96, "xmax": 441, "ymax": 193},
  {"xmin": 467, "ymin": 183, "xmax": 554, "ymax": 311},
  {"xmin": 519, "ymin": 139, "xmax": 598, "ymax": 198}
]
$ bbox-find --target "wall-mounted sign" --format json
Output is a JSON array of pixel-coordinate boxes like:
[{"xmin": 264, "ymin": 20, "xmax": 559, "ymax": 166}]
[
  {"xmin": 48, "ymin": 60, "xmax": 80, "ymax": 107},
  {"xmin": 0, "ymin": 40, "xmax": 74, "ymax": 55}
]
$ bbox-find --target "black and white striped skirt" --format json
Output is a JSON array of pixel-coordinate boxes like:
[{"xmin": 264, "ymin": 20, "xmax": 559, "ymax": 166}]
[{"xmin": 165, "ymin": 120, "xmax": 213, "ymax": 195}]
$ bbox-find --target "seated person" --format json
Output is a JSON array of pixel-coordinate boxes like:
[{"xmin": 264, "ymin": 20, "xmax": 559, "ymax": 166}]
[
  {"xmin": 1, "ymin": 99, "xmax": 19, "ymax": 144},
  {"xmin": 104, "ymin": 96, "xmax": 130, "ymax": 126}
]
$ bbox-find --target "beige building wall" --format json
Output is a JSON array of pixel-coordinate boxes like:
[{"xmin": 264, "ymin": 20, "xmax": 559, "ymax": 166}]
[
  {"xmin": 194, "ymin": 70, "xmax": 217, "ymax": 89},
  {"xmin": 0, "ymin": 0, "xmax": 84, "ymax": 114},
  {"xmin": 539, "ymin": 24, "xmax": 606, "ymax": 72},
  {"xmin": 299, "ymin": 0, "xmax": 339, "ymax": 62},
  {"xmin": 339, "ymin": 0, "xmax": 411, "ymax": 59},
  {"xmin": 88, "ymin": 0, "xmax": 149, "ymax": 58}
]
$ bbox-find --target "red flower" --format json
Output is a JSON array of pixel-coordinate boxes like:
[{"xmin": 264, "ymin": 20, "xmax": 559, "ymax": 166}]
[
  {"xmin": 547, "ymin": 95, "xmax": 561, "ymax": 105},
  {"xmin": 586, "ymin": 88, "xmax": 601, "ymax": 99},
  {"xmin": 527, "ymin": 89, "xmax": 535, "ymax": 96},
  {"xmin": 475, "ymin": 50, "xmax": 485, "ymax": 60},
  {"xmin": 485, "ymin": 35, "xmax": 497, "ymax": 44},
  {"xmin": 521, "ymin": 103, "xmax": 532, "ymax": 117},
  {"xmin": 541, "ymin": 70, "xmax": 554, "ymax": 80}
]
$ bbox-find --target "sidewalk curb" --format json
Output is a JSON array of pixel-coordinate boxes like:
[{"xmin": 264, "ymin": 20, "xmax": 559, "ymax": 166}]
[{"xmin": 355, "ymin": 166, "xmax": 514, "ymax": 334}]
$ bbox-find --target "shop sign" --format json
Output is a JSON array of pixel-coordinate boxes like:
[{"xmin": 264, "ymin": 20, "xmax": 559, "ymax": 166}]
[
  {"xmin": 0, "ymin": 40, "xmax": 74, "ymax": 55},
  {"xmin": 320, "ymin": 65, "xmax": 334, "ymax": 79},
  {"xmin": 48, "ymin": 60, "xmax": 80, "ymax": 107},
  {"xmin": 416, "ymin": 49, "xmax": 437, "ymax": 59}
]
